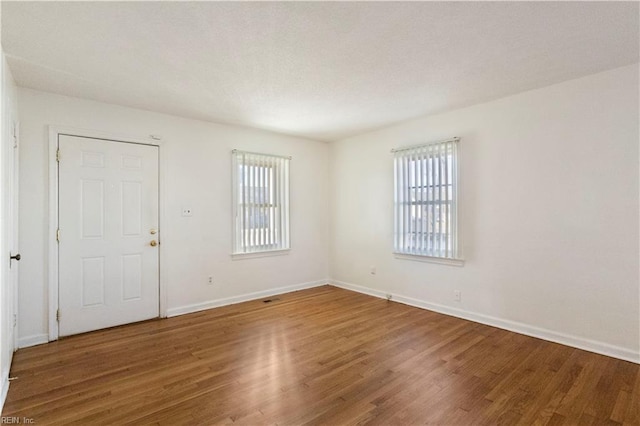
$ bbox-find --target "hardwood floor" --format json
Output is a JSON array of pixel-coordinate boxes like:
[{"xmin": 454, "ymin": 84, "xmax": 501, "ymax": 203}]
[{"xmin": 4, "ymin": 286, "xmax": 639, "ymax": 425}]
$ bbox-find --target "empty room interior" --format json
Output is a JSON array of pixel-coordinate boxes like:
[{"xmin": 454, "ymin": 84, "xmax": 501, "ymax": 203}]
[{"xmin": 0, "ymin": 1, "xmax": 639, "ymax": 424}]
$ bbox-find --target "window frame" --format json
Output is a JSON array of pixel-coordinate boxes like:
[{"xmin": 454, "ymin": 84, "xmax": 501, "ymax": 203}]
[
  {"xmin": 392, "ymin": 138, "xmax": 463, "ymax": 265},
  {"xmin": 231, "ymin": 150, "xmax": 290, "ymax": 257}
]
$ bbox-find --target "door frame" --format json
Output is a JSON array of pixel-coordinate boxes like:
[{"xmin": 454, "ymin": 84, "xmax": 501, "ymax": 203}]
[{"xmin": 47, "ymin": 126, "xmax": 167, "ymax": 341}]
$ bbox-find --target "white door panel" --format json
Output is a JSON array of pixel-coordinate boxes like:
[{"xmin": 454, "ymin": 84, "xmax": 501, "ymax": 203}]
[
  {"xmin": 8, "ymin": 122, "xmax": 19, "ymax": 352},
  {"xmin": 58, "ymin": 135, "xmax": 159, "ymax": 336}
]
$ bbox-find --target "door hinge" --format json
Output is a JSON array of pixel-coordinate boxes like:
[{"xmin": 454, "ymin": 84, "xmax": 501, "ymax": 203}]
[
  {"xmin": 56, "ymin": 309, "xmax": 60, "ymax": 322},
  {"xmin": 56, "ymin": 148, "xmax": 60, "ymax": 162},
  {"xmin": 13, "ymin": 314, "xmax": 16, "ymax": 328},
  {"xmin": 56, "ymin": 229, "xmax": 60, "ymax": 243}
]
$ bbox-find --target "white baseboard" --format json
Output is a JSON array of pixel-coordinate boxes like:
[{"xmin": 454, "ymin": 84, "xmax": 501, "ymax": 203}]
[
  {"xmin": 330, "ymin": 279, "xmax": 640, "ymax": 364},
  {"xmin": 17, "ymin": 334, "xmax": 49, "ymax": 349},
  {"xmin": 16, "ymin": 280, "xmax": 638, "ymax": 364},
  {"xmin": 166, "ymin": 279, "xmax": 329, "ymax": 317}
]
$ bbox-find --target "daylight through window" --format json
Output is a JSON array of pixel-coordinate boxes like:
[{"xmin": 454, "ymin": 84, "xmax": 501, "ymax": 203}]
[
  {"xmin": 232, "ymin": 150, "xmax": 290, "ymax": 254},
  {"xmin": 393, "ymin": 138, "xmax": 460, "ymax": 260}
]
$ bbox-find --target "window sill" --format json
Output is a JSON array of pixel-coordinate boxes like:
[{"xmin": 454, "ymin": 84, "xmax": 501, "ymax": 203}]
[
  {"xmin": 231, "ymin": 249, "xmax": 291, "ymax": 260},
  {"xmin": 393, "ymin": 252, "xmax": 464, "ymax": 267}
]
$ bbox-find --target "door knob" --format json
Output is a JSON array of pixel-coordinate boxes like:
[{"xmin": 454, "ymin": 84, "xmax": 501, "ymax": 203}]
[
  {"xmin": 10, "ymin": 253, "xmax": 20, "ymax": 261},
  {"xmin": 150, "ymin": 240, "xmax": 158, "ymax": 247}
]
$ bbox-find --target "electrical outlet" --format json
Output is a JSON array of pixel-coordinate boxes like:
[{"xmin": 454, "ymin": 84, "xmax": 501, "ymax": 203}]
[
  {"xmin": 182, "ymin": 207, "xmax": 193, "ymax": 217},
  {"xmin": 208, "ymin": 276, "xmax": 213, "ymax": 285},
  {"xmin": 454, "ymin": 290, "xmax": 461, "ymax": 302}
]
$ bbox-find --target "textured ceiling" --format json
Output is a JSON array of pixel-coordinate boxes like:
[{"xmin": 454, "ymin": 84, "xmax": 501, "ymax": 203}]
[{"xmin": 2, "ymin": 2, "xmax": 638, "ymax": 141}]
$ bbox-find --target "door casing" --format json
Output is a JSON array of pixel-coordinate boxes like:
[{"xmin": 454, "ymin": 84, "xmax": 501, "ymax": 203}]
[{"xmin": 47, "ymin": 126, "xmax": 167, "ymax": 341}]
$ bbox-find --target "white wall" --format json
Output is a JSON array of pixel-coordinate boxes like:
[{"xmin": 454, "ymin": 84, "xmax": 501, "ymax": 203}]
[
  {"xmin": 17, "ymin": 88, "xmax": 330, "ymax": 345},
  {"xmin": 0, "ymin": 52, "xmax": 19, "ymax": 409},
  {"xmin": 330, "ymin": 64, "xmax": 640, "ymax": 362}
]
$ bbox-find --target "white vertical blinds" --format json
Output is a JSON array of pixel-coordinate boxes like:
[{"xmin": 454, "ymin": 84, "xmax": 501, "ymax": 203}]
[
  {"xmin": 393, "ymin": 138, "xmax": 460, "ymax": 259},
  {"xmin": 232, "ymin": 150, "xmax": 290, "ymax": 254}
]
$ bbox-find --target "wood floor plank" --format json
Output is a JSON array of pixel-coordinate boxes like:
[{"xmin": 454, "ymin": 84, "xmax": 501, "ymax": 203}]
[{"xmin": 4, "ymin": 286, "xmax": 639, "ymax": 425}]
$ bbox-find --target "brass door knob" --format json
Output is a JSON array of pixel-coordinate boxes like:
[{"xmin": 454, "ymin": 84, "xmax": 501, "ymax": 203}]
[{"xmin": 150, "ymin": 240, "xmax": 158, "ymax": 247}]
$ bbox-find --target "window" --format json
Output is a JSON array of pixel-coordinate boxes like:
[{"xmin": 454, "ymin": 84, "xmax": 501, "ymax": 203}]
[
  {"xmin": 232, "ymin": 150, "xmax": 290, "ymax": 254},
  {"xmin": 393, "ymin": 138, "xmax": 461, "ymax": 261}
]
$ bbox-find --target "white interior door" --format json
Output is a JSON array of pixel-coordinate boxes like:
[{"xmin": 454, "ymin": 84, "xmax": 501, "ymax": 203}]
[
  {"xmin": 58, "ymin": 135, "xmax": 159, "ymax": 336},
  {"xmin": 9, "ymin": 122, "xmax": 19, "ymax": 348}
]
